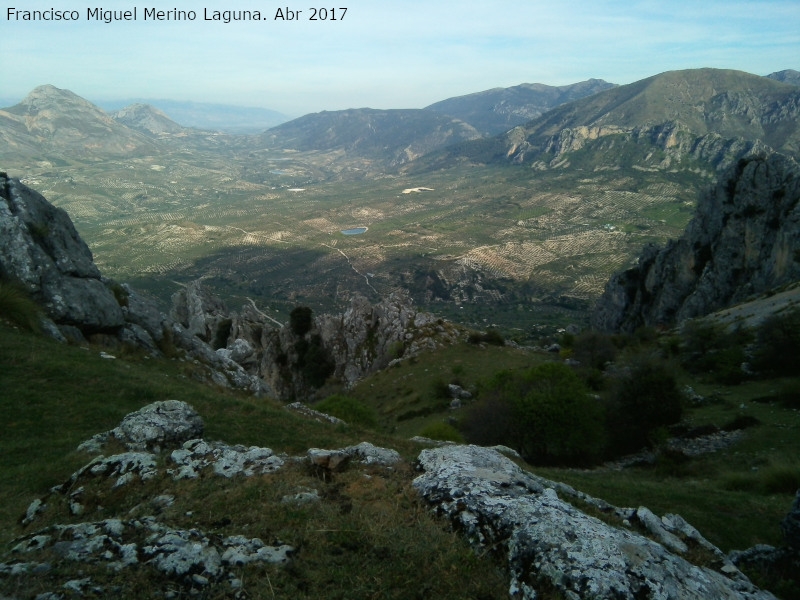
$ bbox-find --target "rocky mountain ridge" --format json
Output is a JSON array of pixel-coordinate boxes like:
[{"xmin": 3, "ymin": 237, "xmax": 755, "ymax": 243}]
[
  {"xmin": 591, "ymin": 152, "xmax": 800, "ymax": 332},
  {"xmin": 257, "ymin": 107, "xmax": 482, "ymax": 167},
  {"xmin": 0, "ymin": 85, "xmax": 158, "ymax": 159},
  {"xmin": 425, "ymin": 69, "xmax": 800, "ymax": 174},
  {"xmin": 425, "ymin": 78, "xmax": 617, "ymax": 135},
  {"xmin": 111, "ymin": 103, "xmax": 188, "ymax": 136}
]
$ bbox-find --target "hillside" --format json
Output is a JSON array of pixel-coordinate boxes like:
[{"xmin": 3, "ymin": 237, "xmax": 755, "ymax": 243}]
[
  {"xmin": 767, "ymin": 69, "xmax": 800, "ymax": 87},
  {"xmin": 423, "ymin": 69, "xmax": 800, "ymax": 171},
  {"xmin": 111, "ymin": 103, "xmax": 189, "ymax": 136},
  {"xmin": 0, "ymin": 85, "xmax": 158, "ymax": 159},
  {"xmin": 425, "ymin": 78, "xmax": 617, "ymax": 135},
  {"xmin": 257, "ymin": 107, "xmax": 482, "ymax": 167}
]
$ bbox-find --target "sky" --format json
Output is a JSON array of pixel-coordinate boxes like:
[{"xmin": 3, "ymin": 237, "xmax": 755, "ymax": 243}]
[{"xmin": 2, "ymin": 0, "xmax": 799, "ymax": 117}]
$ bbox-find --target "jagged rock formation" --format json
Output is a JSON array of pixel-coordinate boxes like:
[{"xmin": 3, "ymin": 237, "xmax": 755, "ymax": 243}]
[
  {"xmin": 591, "ymin": 153, "xmax": 800, "ymax": 332},
  {"xmin": 414, "ymin": 445, "xmax": 777, "ymax": 600},
  {"xmin": 0, "ymin": 174, "xmax": 125, "ymax": 333},
  {"xmin": 257, "ymin": 291, "xmax": 461, "ymax": 400},
  {"xmin": 0, "ymin": 174, "xmax": 267, "ymax": 393}
]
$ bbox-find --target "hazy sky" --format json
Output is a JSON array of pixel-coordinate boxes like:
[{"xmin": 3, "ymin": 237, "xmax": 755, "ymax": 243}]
[{"xmin": 3, "ymin": 0, "xmax": 799, "ymax": 116}]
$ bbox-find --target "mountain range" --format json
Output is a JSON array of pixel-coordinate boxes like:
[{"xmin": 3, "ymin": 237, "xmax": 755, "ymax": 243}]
[{"xmin": 1, "ymin": 67, "xmax": 799, "ymax": 336}]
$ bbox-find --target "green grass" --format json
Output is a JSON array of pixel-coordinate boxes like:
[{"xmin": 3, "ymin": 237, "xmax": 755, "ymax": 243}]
[{"xmin": 0, "ymin": 322, "xmax": 509, "ymax": 598}]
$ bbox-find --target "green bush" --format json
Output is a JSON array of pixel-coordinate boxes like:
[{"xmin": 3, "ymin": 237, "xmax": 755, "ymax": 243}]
[
  {"xmin": 572, "ymin": 330, "xmax": 618, "ymax": 370},
  {"xmin": 605, "ymin": 358, "xmax": 684, "ymax": 456},
  {"xmin": 419, "ymin": 422, "xmax": 463, "ymax": 443},
  {"xmin": 462, "ymin": 362, "xmax": 605, "ymax": 466},
  {"xmin": 289, "ymin": 306, "xmax": 313, "ymax": 336},
  {"xmin": 315, "ymin": 394, "xmax": 377, "ymax": 427},
  {"xmin": 680, "ymin": 320, "xmax": 752, "ymax": 383},
  {"xmin": 752, "ymin": 308, "xmax": 800, "ymax": 377},
  {"xmin": 0, "ymin": 279, "xmax": 41, "ymax": 332},
  {"xmin": 467, "ymin": 329, "xmax": 504, "ymax": 346}
]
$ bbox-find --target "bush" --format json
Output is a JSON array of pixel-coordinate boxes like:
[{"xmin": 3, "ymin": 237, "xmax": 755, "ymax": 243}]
[
  {"xmin": 289, "ymin": 306, "xmax": 313, "ymax": 336},
  {"xmin": 300, "ymin": 334, "xmax": 335, "ymax": 388},
  {"xmin": 752, "ymin": 308, "xmax": 800, "ymax": 377},
  {"xmin": 680, "ymin": 320, "xmax": 752, "ymax": 383},
  {"xmin": 467, "ymin": 329, "xmax": 504, "ymax": 346},
  {"xmin": 315, "ymin": 394, "xmax": 377, "ymax": 427},
  {"xmin": 605, "ymin": 358, "xmax": 684, "ymax": 456},
  {"xmin": 0, "ymin": 279, "xmax": 41, "ymax": 332},
  {"xmin": 572, "ymin": 330, "xmax": 618, "ymax": 370},
  {"xmin": 419, "ymin": 422, "xmax": 463, "ymax": 443},
  {"xmin": 462, "ymin": 362, "xmax": 605, "ymax": 466}
]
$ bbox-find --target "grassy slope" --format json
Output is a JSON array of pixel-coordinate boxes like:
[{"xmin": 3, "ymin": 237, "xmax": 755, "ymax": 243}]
[
  {"xmin": 2, "ymin": 319, "xmax": 798, "ymax": 597},
  {"xmin": 0, "ymin": 321, "xmax": 509, "ymax": 598}
]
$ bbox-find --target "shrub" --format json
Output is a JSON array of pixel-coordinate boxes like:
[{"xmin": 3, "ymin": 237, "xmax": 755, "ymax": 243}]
[
  {"xmin": 467, "ymin": 328, "xmax": 504, "ymax": 346},
  {"xmin": 604, "ymin": 358, "xmax": 684, "ymax": 456},
  {"xmin": 300, "ymin": 334, "xmax": 335, "ymax": 388},
  {"xmin": 418, "ymin": 422, "xmax": 463, "ymax": 443},
  {"xmin": 289, "ymin": 306, "xmax": 313, "ymax": 336},
  {"xmin": 752, "ymin": 308, "xmax": 800, "ymax": 377},
  {"xmin": 315, "ymin": 394, "xmax": 377, "ymax": 427},
  {"xmin": 572, "ymin": 330, "xmax": 618, "ymax": 370},
  {"xmin": 213, "ymin": 318, "xmax": 233, "ymax": 350},
  {"xmin": 680, "ymin": 320, "xmax": 751, "ymax": 383},
  {"xmin": 0, "ymin": 279, "xmax": 41, "ymax": 332},
  {"xmin": 462, "ymin": 362, "xmax": 605, "ymax": 466}
]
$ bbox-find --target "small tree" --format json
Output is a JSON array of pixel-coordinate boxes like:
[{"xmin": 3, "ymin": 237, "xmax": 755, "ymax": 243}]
[{"xmin": 289, "ymin": 306, "xmax": 313, "ymax": 336}]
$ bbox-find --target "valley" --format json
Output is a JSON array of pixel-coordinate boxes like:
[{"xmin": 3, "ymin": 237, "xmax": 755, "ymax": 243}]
[{"xmin": 2, "ymin": 68, "xmax": 798, "ymax": 340}]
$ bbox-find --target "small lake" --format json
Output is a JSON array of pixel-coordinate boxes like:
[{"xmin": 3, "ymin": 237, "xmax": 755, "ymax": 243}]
[{"xmin": 341, "ymin": 227, "xmax": 368, "ymax": 235}]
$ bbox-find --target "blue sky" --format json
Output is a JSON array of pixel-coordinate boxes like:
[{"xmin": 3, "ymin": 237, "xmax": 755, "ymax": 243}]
[{"xmin": 2, "ymin": 0, "xmax": 799, "ymax": 116}]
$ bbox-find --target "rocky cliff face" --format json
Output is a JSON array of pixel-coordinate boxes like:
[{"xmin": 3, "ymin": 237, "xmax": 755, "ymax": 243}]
[
  {"xmin": 257, "ymin": 292, "xmax": 461, "ymax": 400},
  {"xmin": 0, "ymin": 174, "xmax": 267, "ymax": 393},
  {"xmin": 0, "ymin": 174, "xmax": 125, "ymax": 333},
  {"xmin": 591, "ymin": 153, "xmax": 800, "ymax": 332}
]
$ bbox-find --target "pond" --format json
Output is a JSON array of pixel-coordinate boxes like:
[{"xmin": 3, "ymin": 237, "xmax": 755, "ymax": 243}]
[{"xmin": 341, "ymin": 227, "xmax": 368, "ymax": 235}]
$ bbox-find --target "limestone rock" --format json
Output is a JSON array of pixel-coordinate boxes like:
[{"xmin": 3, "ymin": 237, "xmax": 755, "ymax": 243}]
[
  {"xmin": 414, "ymin": 445, "xmax": 776, "ymax": 600},
  {"xmin": 0, "ymin": 175, "xmax": 123, "ymax": 332},
  {"xmin": 782, "ymin": 489, "xmax": 800, "ymax": 549},
  {"xmin": 592, "ymin": 153, "xmax": 800, "ymax": 332},
  {"xmin": 261, "ymin": 291, "xmax": 460, "ymax": 400},
  {"xmin": 308, "ymin": 442, "xmax": 402, "ymax": 472},
  {"xmin": 78, "ymin": 400, "xmax": 204, "ymax": 454},
  {"xmin": 168, "ymin": 439, "xmax": 284, "ymax": 480},
  {"xmin": 170, "ymin": 280, "xmax": 229, "ymax": 343}
]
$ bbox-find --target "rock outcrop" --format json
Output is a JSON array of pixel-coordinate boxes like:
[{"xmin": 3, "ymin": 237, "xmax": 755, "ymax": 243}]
[
  {"xmin": 0, "ymin": 174, "xmax": 268, "ymax": 394},
  {"xmin": 257, "ymin": 290, "xmax": 461, "ymax": 400},
  {"xmin": 5, "ymin": 402, "xmax": 403, "ymax": 598},
  {"xmin": 0, "ymin": 174, "xmax": 124, "ymax": 333},
  {"xmin": 592, "ymin": 153, "xmax": 800, "ymax": 332},
  {"xmin": 414, "ymin": 444, "xmax": 776, "ymax": 600}
]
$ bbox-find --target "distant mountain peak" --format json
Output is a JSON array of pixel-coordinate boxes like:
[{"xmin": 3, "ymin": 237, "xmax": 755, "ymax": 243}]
[
  {"xmin": 766, "ymin": 69, "xmax": 800, "ymax": 86},
  {"xmin": 112, "ymin": 102, "xmax": 186, "ymax": 136},
  {"xmin": 425, "ymin": 78, "xmax": 617, "ymax": 135}
]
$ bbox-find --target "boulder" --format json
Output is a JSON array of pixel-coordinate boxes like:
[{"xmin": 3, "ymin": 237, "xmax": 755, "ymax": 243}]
[
  {"xmin": 414, "ymin": 445, "xmax": 776, "ymax": 600},
  {"xmin": 0, "ymin": 175, "xmax": 124, "ymax": 332},
  {"xmin": 79, "ymin": 400, "xmax": 204, "ymax": 454}
]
